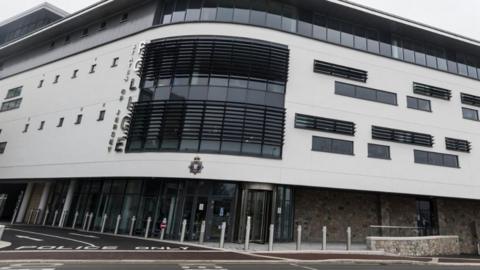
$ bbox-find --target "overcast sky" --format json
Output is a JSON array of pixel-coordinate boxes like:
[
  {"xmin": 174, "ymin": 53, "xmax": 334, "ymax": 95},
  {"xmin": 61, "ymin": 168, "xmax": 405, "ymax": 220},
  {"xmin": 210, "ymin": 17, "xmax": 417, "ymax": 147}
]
[{"xmin": 2, "ymin": 0, "xmax": 480, "ymax": 40}]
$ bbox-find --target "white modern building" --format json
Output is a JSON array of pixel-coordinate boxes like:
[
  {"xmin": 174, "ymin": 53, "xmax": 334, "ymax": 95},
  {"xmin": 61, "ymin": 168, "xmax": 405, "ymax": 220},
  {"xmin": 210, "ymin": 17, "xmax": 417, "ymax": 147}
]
[{"xmin": 0, "ymin": 0, "xmax": 480, "ymax": 253}]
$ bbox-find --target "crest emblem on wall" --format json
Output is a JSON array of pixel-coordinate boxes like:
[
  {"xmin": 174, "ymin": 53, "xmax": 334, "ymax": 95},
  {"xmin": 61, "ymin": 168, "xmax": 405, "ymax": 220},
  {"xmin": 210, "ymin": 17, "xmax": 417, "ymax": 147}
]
[{"xmin": 189, "ymin": 156, "xmax": 204, "ymax": 175}]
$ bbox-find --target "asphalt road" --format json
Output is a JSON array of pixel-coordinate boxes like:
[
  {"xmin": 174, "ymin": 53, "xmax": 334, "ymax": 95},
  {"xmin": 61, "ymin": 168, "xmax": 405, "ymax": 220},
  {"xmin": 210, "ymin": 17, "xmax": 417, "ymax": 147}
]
[
  {"xmin": 1, "ymin": 225, "xmax": 204, "ymax": 251},
  {"xmin": 0, "ymin": 262, "xmax": 479, "ymax": 270}
]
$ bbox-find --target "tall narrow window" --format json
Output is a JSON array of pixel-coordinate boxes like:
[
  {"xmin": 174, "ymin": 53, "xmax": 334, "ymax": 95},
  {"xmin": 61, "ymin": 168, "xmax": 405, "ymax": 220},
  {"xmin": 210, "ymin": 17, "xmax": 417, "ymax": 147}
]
[
  {"xmin": 81, "ymin": 28, "xmax": 89, "ymax": 37},
  {"xmin": 38, "ymin": 121, "xmax": 45, "ymax": 130},
  {"xmin": 23, "ymin": 124, "xmax": 29, "ymax": 133},
  {"xmin": 53, "ymin": 75, "xmax": 60, "ymax": 84},
  {"xmin": 111, "ymin": 57, "xmax": 119, "ymax": 67},
  {"xmin": 120, "ymin": 13, "xmax": 129, "ymax": 22},
  {"xmin": 99, "ymin": 21, "xmax": 107, "ymax": 31},
  {"xmin": 57, "ymin": 117, "xmax": 64, "ymax": 127},
  {"xmin": 97, "ymin": 110, "xmax": 106, "ymax": 121},
  {"xmin": 38, "ymin": 79, "xmax": 44, "ymax": 88},
  {"xmin": 89, "ymin": 64, "xmax": 97, "ymax": 74},
  {"xmin": 0, "ymin": 142, "xmax": 6, "ymax": 154},
  {"xmin": 75, "ymin": 114, "xmax": 83, "ymax": 125},
  {"xmin": 72, "ymin": 69, "xmax": 79, "ymax": 79},
  {"xmin": 462, "ymin": 107, "xmax": 479, "ymax": 121}
]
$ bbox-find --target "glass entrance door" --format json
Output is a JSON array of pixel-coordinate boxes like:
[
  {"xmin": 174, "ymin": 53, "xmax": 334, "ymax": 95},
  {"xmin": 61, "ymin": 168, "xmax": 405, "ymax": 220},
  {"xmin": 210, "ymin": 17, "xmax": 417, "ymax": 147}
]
[{"xmin": 245, "ymin": 190, "xmax": 271, "ymax": 243}]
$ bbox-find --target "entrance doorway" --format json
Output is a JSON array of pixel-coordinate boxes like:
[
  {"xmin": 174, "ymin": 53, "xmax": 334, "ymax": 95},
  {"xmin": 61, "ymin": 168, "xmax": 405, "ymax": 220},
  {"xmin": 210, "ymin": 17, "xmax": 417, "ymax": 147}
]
[
  {"xmin": 238, "ymin": 184, "xmax": 273, "ymax": 244},
  {"xmin": 416, "ymin": 199, "xmax": 438, "ymax": 236}
]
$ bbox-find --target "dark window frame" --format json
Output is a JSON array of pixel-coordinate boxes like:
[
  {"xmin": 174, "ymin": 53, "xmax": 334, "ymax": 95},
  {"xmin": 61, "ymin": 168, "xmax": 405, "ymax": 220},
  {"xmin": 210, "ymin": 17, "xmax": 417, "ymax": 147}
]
[
  {"xmin": 0, "ymin": 142, "xmax": 6, "ymax": 154},
  {"xmin": 414, "ymin": 149, "xmax": 460, "ymax": 168},
  {"xmin": 462, "ymin": 107, "xmax": 479, "ymax": 121},
  {"xmin": 368, "ymin": 143, "xmax": 391, "ymax": 160},
  {"xmin": 335, "ymin": 81, "xmax": 397, "ymax": 106},
  {"xmin": 312, "ymin": 136, "xmax": 354, "ymax": 155},
  {"xmin": 57, "ymin": 117, "xmax": 64, "ymax": 127},
  {"xmin": 407, "ymin": 96, "xmax": 432, "ymax": 112},
  {"xmin": 97, "ymin": 110, "xmax": 106, "ymax": 121},
  {"xmin": 75, "ymin": 114, "xmax": 83, "ymax": 125}
]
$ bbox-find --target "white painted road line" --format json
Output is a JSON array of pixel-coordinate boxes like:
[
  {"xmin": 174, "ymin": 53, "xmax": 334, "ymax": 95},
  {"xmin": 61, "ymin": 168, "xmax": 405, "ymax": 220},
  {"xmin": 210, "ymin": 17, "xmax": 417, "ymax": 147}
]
[
  {"xmin": 68, "ymin": 233, "xmax": 99, "ymax": 239},
  {"xmin": 15, "ymin": 235, "xmax": 43, "ymax": 242},
  {"xmin": 6, "ymin": 228, "xmax": 95, "ymax": 247}
]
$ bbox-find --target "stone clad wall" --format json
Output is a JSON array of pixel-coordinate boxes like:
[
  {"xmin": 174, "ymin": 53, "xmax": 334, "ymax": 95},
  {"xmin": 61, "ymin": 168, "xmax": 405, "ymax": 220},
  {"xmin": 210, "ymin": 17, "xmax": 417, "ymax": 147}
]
[
  {"xmin": 436, "ymin": 198, "xmax": 480, "ymax": 254},
  {"xmin": 367, "ymin": 235, "xmax": 460, "ymax": 256},
  {"xmin": 294, "ymin": 188, "xmax": 379, "ymax": 242}
]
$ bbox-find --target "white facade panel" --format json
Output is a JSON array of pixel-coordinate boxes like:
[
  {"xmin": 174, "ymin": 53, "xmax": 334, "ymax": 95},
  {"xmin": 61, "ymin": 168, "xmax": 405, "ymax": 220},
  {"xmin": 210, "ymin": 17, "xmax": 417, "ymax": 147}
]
[{"xmin": 1, "ymin": 23, "xmax": 479, "ymax": 199}]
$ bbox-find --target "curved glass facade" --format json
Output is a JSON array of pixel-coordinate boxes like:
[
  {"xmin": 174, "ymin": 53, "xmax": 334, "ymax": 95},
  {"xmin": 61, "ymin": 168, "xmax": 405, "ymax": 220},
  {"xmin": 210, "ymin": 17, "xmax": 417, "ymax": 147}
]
[
  {"xmin": 155, "ymin": 0, "xmax": 480, "ymax": 82},
  {"xmin": 126, "ymin": 36, "xmax": 289, "ymax": 158}
]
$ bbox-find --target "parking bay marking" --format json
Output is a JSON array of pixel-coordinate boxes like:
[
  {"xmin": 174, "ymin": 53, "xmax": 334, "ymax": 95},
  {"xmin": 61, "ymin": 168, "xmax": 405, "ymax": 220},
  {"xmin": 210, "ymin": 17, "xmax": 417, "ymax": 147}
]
[
  {"xmin": 15, "ymin": 235, "xmax": 43, "ymax": 242},
  {"xmin": 68, "ymin": 233, "xmax": 99, "ymax": 239},
  {"xmin": 6, "ymin": 228, "xmax": 95, "ymax": 247}
]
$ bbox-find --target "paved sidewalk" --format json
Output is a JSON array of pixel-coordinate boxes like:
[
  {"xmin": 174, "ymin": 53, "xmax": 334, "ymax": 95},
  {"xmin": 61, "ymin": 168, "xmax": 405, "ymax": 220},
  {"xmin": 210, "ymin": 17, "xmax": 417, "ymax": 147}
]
[{"xmin": 194, "ymin": 241, "xmax": 367, "ymax": 252}]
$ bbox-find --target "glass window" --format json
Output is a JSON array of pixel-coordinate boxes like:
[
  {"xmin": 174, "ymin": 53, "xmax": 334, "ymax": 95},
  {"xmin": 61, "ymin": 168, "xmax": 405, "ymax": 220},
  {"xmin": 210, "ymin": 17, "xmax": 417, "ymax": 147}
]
[
  {"xmin": 227, "ymin": 88, "xmax": 247, "ymax": 102},
  {"xmin": 248, "ymin": 80, "xmax": 267, "ymax": 91},
  {"xmin": 265, "ymin": 92, "xmax": 284, "ymax": 107},
  {"xmin": 208, "ymin": 86, "xmax": 227, "ymax": 101},
  {"xmin": 200, "ymin": 140, "xmax": 220, "ymax": 152},
  {"xmin": 162, "ymin": 0, "xmax": 175, "ymax": 24},
  {"xmin": 233, "ymin": 4, "xmax": 250, "ymax": 24},
  {"xmin": 312, "ymin": 14, "xmax": 326, "ymax": 40},
  {"xmin": 185, "ymin": 0, "xmax": 202, "ymax": 21},
  {"xmin": 340, "ymin": 23, "xmax": 354, "ymax": 48},
  {"xmin": 414, "ymin": 44, "xmax": 426, "ymax": 66},
  {"xmin": 356, "ymin": 87, "xmax": 376, "ymax": 101},
  {"xmin": 354, "ymin": 28, "xmax": 367, "ymax": 51},
  {"xmin": 170, "ymin": 86, "xmax": 189, "ymax": 100},
  {"xmin": 391, "ymin": 38, "xmax": 403, "ymax": 60},
  {"xmin": 462, "ymin": 107, "xmax": 479, "ymax": 121},
  {"xmin": 0, "ymin": 142, "xmax": 7, "ymax": 154},
  {"xmin": 366, "ymin": 29, "xmax": 380, "ymax": 54},
  {"xmin": 250, "ymin": 0, "xmax": 266, "ymax": 26},
  {"xmin": 334, "ymin": 82, "xmax": 355, "ymax": 97},
  {"xmin": 171, "ymin": 0, "xmax": 187, "ymax": 22},
  {"xmin": 154, "ymin": 86, "xmax": 171, "ymax": 100},
  {"xmin": 282, "ymin": 4, "xmax": 297, "ymax": 33},
  {"xmin": 210, "ymin": 76, "xmax": 229, "ymax": 86},
  {"xmin": 326, "ymin": 19, "xmax": 341, "ymax": 44},
  {"xmin": 267, "ymin": 82, "xmax": 285, "ymax": 94},
  {"xmin": 221, "ymin": 141, "xmax": 241, "ymax": 153},
  {"xmin": 368, "ymin": 144, "xmax": 390, "ymax": 159},
  {"xmin": 414, "ymin": 150, "xmax": 459, "ymax": 168},
  {"xmin": 312, "ymin": 136, "xmax": 353, "ymax": 155},
  {"xmin": 201, "ymin": 0, "xmax": 217, "ymax": 21},
  {"xmin": 5, "ymin": 86, "xmax": 22, "ymax": 99},
  {"xmin": 189, "ymin": 86, "xmax": 208, "ymax": 100},
  {"xmin": 403, "ymin": 47, "xmax": 415, "ymax": 63},
  {"xmin": 437, "ymin": 57, "xmax": 448, "ymax": 71},
  {"xmin": 242, "ymin": 143, "xmax": 262, "ymax": 155},
  {"xmin": 217, "ymin": 0, "xmax": 234, "ymax": 22},
  {"xmin": 376, "ymin": 91, "xmax": 397, "ymax": 105},
  {"xmin": 246, "ymin": 90, "xmax": 265, "ymax": 105},
  {"xmin": 297, "ymin": 10, "xmax": 312, "ymax": 37},
  {"xmin": 266, "ymin": 1, "xmax": 282, "ymax": 29},
  {"xmin": 379, "ymin": 42, "xmax": 392, "ymax": 57},
  {"xmin": 229, "ymin": 77, "xmax": 248, "ymax": 88}
]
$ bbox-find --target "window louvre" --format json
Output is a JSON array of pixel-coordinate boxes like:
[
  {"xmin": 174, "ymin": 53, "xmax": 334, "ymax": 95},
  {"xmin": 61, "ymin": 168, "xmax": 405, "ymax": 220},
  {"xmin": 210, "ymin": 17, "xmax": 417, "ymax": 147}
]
[
  {"xmin": 413, "ymin": 82, "xmax": 451, "ymax": 100},
  {"xmin": 445, "ymin": 137, "xmax": 471, "ymax": 153},
  {"xmin": 140, "ymin": 37, "xmax": 289, "ymax": 85},
  {"xmin": 126, "ymin": 100, "xmax": 286, "ymax": 158},
  {"xmin": 372, "ymin": 126, "xmax": 433, "ymax": 147},
  {"xmin": 295, "ymin": 113, "xmax": 355, "ymax": 136},
  {"xmin": 461, "ymin": 93, "xmax": 480, "ymax": 107},
  {"xmin": 313, "ymin": 60, "xmax": 367, "ymax": 82}
]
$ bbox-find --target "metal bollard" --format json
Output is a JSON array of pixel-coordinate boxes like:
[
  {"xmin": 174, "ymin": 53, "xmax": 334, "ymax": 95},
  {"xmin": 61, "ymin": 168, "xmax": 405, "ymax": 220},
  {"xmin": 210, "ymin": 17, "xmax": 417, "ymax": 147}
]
[
  {"xmin": 72, "ymin": 211, "xmax": 79, "ymax": 229},
  {"xmin": 322, "ymin": 226, "xmax": 327, "ymax": 250},
  {"xmin": 244, "ymin": 216, "xmax": 251, "ymax": 250},
  {"xmin": 268, "ymin": 224, "xmax": 274, "ymax": 251},
  {"xmin": 346, "ymin": 227, "xmax": 351, "ymax": 250},
  {"xmin": 82, "ymin": 213, "xmax": 88, "ymax": 230},
  {"xmin": 145, "ymin": 217, "xmax": 152, "ymax": 238},
  {"xmin": 52, "ymin": 210, "xmax": 59, "ymax": 227},
  {"xmin": 219, "ymin": 222, "xmax": 226, "ymax": 248},
  {"xmin": 296, "ymin": 224, "xmax": 302, "ymax": 250},
  {"xmin": 114, "ymin": 215, "xmax": 121, "ymax": 235},
  {"xmin": 199, "ymin": 220, "xmax": 206, "ymax": 244},
  {"xmin": 180, "ymin": 219, "xmax": 187, "ymax": 243},
  {"xmin": 101, "ymin": 214, "xmax": 108, "ymax": 233},
  {"xmin": 129, "ymin": 216, "xmax": 136, "ymax": 236},
  {"xmin": 0, "ymin": 225, "xmax": 4, "ymax": 240},
  {"xmin": 86, "ymin": 213, "xmax": 94, "ymax": 231},
  {"xmin": 42, "ymin": 209, "xmax": 50, "ymax": 226}
]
